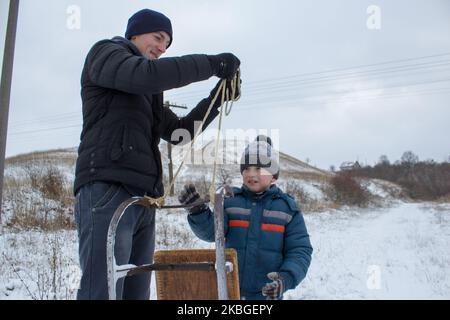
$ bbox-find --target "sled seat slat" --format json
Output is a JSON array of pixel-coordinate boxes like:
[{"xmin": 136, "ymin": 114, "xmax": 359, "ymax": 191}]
[{"xmin": 154, "ymin": 249, "xmax": 240, "ymax": 300}]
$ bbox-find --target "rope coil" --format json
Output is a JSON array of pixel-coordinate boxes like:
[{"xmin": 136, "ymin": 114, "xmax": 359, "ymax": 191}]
[{"xmin": 144, "ymin": 70, "xmax": 241, "ymax": 207}]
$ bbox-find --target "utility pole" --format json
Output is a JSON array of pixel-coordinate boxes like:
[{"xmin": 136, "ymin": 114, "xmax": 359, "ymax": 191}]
[
  {"xmin": 164, "ymin": 101, "xmax": 187, "ymax": 196},
  {"xmin": 0, "ymin": 0, "xmax": 20, "ymax": 225}
]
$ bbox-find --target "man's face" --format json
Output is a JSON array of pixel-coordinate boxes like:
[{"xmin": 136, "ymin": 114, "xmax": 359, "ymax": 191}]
[
  {"xmin": 242, "ymin": 166, "xmax": 276, "ymax": 193},
  {"xmin": 131, "ymin": 31, "xmax": 171, "ymax": 60}
]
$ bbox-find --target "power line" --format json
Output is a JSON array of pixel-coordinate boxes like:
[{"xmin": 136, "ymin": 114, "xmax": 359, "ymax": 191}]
[
  {"xmin": 6, "ymin": 86, "xmax": 450, "ymax": 139},
  {"xmin": 9, "ymin": 111, "xmax": 80, "ymax": 126},
  {"xmin": 167, "ymin": 52, "xmax": 450, "ymax": 100},
  {"xmin": 7, "ymin": 53, "xmax": 450, "ymax": 131},
  {"xmin": 6, "ymin": 54, "xmax": 450, "ymax": 139},
  {"xmin": 244, "ymin": 52, "xmax": 450, "ymax": 86},
  {"xmin": 7, "ymin": 79, "xmax": 450, "ymax": 135},
  {"xmin": 236, "ymin": 88, "xmax": 450, "ymax": 112},
  {"xmin": 240, "ymin": 61, "xmax": 450, "ymax": 94},
  {"xmin": 234, "ymin": 78, "xmax": 450, "ymax": 109},
  {"xmin": 7, "ymin": 75, "xmax": 450, "ymax": 135},
  {"xmin": 9, "ymin": 124, "xmax": 81, "ymax": 135},
  {"xmin": 167, "ymin": 64, "xmax": 450, "ymax": 106}
]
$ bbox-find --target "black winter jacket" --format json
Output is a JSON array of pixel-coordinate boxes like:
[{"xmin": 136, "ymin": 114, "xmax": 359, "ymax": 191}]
[{"xmin": 74, "ymin": 37, "xmax": 219, "ymax": 196}]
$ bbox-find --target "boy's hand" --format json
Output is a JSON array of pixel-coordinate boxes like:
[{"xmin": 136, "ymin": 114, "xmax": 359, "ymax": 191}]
[
  {"xmin": 261, "ymin": 272, "xmax": 285, "ymax": 300},
  {"xmin": 178, "ymin": 184, "xmax": 208, "ymax": 215}
]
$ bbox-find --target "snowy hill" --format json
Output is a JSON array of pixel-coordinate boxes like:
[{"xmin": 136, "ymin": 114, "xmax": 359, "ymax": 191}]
[
  {"xmin": 4, "ymin": 143, "xmax": 334, "ymax": 207},
  {"xmin": 5, "ymin": 142, "xmax": 329, "ymax": 181},
  {"xmin": 160, "ymin": 138, "xmax": 332, "ymax": 185}
]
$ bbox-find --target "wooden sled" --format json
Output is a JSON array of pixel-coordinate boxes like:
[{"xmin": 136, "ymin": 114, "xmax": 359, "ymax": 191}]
[
  {"xmin": 154, "ymin": 249, "xmax": 240, "ymax": 300},
  {"xmin": 107, "ymin": 187, "xmax": 236, "ymax": 300}
]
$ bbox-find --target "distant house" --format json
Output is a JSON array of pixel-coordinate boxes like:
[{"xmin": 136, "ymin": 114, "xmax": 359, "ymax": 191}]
[{"xmin": 339, "ymin": 161, "xmax": 361, "ymax": 171}]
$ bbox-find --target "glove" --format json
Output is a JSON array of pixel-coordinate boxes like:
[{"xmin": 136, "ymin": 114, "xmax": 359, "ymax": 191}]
[
  {"xmin": 207, "ymin": 53, "xmax": 240, "ymax": 79},
  {"xmin": 209, "ymin": 76, "xmax": 241, "ymax": 102},
  {"xmin": 261, "ymin": 272, "xmax": 285, "ymax": 300},
  {"xmin": 178, "ymin": 184, "xmax": 208, "ymax": 215}
]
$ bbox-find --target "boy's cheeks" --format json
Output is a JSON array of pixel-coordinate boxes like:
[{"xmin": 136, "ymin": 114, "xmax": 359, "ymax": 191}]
[{"xmin": 242, "ymin": 166, "xmax": 276, "ymax": 193}]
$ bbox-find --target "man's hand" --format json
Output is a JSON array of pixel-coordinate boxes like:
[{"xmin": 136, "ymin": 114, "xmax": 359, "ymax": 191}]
[
  {"xmin": 178, "ymin": 184, "xmax": 208, "ymax": 215},
  {"xmin": 261, "ymin": 272, "xmax": 285, "ymax": 300},
  {"xmin": 207, "ymin": 53, "xmax": 240, "ymax": 79},
  {"xmin": 209, "ymin": 76, "xmax": 241, "ymax": 102}
]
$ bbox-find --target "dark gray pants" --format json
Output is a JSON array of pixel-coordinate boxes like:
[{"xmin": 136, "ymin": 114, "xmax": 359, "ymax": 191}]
[{"xmin": 74, "ymin": 182, "xmax": 155, "ymax": 300}]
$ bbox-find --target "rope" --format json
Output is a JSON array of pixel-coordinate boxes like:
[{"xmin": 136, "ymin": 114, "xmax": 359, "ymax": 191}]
[
  {"xmin": 224, "ymin": 69, "xmax": 241, "ymax": 116},
  {"xmin": 144, "ymin": 70, "xmax": 241, "ymax": 208},
  {"xmin": 209, "ymin": 83, "xmax": 227, "ymax": 206}
]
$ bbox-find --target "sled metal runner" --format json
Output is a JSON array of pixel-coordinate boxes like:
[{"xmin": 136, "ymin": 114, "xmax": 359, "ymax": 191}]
[{"xmin": 106, "ymin": 186, "xmax": 232, "ymax": 300}]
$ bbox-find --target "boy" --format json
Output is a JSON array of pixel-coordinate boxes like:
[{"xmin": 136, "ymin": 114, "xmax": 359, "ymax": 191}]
[{"xmin": 179, "ymin": 136, "xmax": 313, "ymax": 300}]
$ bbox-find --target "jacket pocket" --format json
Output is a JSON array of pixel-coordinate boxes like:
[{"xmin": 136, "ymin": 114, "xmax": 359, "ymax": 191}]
[
  {"xmin": 226, "ymin": 226, "xmax": 249, "ymax": 249},
  {"xmin": 259, "ymin": 225, "xmax": 284, "ymax": 252},
  {"xmin": 110, "ymin": 124, "xmax": 130, "ymax": 161}
]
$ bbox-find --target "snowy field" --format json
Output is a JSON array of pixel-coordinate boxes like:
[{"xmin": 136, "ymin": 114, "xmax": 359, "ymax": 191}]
[
  {"xmin": 1, "ymin": 201, "xmax": 449, "ymax": 300},
  {"xmin": 290, "ymin": 202, "xmax": 450, "ymax": 299}
]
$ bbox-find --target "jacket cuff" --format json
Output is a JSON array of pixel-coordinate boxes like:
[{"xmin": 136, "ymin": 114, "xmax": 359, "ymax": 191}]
[
  {"xmin": 279, "ymin": 271, "xmax": 295, "ymax": 291},
  {"xmin": 189, "ymin": 204, "xmax": 209, "ymax": 215},
  {"xmin": 187, "ymin": 208, "xmax": 211, "ymax": 223}
]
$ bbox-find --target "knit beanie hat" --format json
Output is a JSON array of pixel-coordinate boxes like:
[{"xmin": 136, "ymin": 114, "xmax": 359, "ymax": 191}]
[
  {"xmin": 125, "ymin": 9, "xmax": 173, "ymax": 48},
  {"xmin": 240, "ymin": 135, "xmax": 280, "ymax": 179}
]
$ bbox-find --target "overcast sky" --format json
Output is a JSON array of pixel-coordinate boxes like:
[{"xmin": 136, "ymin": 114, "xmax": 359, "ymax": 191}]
[{"xmin": 1, "ymin": 0, "xmax": 449, "ymax": 170}]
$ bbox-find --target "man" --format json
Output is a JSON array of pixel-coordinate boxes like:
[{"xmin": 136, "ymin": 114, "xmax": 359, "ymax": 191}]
[{"xmin": 73, "ymin": 8, "xmax": 240, "ymax": 300}]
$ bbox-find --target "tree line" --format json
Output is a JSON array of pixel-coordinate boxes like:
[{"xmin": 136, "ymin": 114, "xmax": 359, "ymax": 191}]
[{"xmin": 351, "ymin": 151, "xmax": 450, "ymax": 200}]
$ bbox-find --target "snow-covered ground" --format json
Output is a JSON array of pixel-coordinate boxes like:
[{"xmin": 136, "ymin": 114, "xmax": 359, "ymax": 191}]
[
  {"xmin": 1, "ymin": 201, "xmax": 449, "ymax": 300},
  {"xmin": 289, "ymin": 201, "xmax": 450, "ymax": 299}
]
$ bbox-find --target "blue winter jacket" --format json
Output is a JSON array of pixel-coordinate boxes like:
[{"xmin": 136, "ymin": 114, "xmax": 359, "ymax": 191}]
[{"xmin": 188, "ymin": 185, "xmax": 313, "ymax": 300}]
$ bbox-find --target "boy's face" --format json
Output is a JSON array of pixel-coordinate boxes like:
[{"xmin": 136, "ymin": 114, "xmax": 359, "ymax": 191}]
[{"xmin": 242, "ymin": 166, "xmax": 276, "ymax": 193}]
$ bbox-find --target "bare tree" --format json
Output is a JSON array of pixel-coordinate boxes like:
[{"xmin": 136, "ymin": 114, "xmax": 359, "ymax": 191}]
[
  {"xmin": 378, "ymin": 155, "xmax": 390, "ymax": 165},
  {"xmin": 219, "ymin": 167, "xmax": 232, "ymax": 185},
  {"xmin": 401, "ymin": 151, "xmax": 419, "ymax": 165}
]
